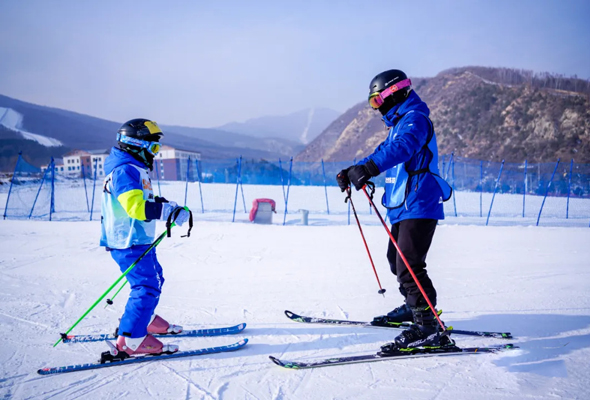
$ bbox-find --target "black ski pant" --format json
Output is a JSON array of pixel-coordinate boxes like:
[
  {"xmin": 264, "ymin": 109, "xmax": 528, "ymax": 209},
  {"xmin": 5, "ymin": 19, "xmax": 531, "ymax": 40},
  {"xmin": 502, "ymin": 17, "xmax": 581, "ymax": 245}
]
[{"xmin": 386, "ymin": 218, "xmax": 438, "ymax": 308}]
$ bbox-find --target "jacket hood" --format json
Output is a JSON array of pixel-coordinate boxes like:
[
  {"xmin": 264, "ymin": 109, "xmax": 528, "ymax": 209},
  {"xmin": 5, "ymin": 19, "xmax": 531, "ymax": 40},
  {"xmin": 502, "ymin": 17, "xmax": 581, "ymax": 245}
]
[
  {"xmin": 104, "ymin": 147, "xmax": 147, "ymax": 176},
  {"xmin": 382, "ymin": 91, "xmax": 430, "ymax": 128}
]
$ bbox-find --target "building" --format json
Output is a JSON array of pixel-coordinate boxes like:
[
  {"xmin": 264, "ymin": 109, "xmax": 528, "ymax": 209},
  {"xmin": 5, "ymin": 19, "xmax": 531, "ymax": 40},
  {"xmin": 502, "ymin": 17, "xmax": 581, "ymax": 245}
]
[
  {"xmin": 88, "ymin": 149, "xmax": 110, "ymax": 178},
  {"xmin": 40, "ymin": 159, "xmax": 65, "ymax": 174},
  {"xmin": 150, "ymin": 145, "xmax": 201, "ymax": 181},
  {"xmin": 61, "ymin": 149, "xmax": 110, "ymax": 178},
  {"xmin": 43, "ymin": 146, "xmax": 200, "ymax": 181}
]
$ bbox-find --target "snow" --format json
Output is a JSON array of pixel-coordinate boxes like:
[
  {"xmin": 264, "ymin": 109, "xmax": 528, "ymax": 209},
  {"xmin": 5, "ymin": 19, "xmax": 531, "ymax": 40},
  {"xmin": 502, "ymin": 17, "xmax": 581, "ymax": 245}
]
[
  {"xmin": 0, "ymin": 107, "xmax": 63, "ymax": 147},
  {"xmin": 1, "ymin": 210, "xmax": 590, "ymax": 399}
]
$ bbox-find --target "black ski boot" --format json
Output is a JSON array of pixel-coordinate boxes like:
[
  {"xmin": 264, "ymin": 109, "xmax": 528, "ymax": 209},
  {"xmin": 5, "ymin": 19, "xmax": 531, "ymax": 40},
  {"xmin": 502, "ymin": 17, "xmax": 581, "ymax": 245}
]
[
  {"xmin": 372, "ymin": 303, "xmax": 414, "ymax": 326},
  {"xmin": 380, "ymin": 306, "xmax": 454, "ymax": 354}
]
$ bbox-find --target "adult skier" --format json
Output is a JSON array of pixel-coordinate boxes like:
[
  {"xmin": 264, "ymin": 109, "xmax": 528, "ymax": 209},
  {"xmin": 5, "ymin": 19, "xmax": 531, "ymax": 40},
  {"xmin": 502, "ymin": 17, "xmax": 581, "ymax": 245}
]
[
  {"xmin": 100, "ymin": 118, "xmax": 191, "ymax": 356},
  {"xmin": 336, "ymin": 70, "xmax": 453, "ymax": 351}
]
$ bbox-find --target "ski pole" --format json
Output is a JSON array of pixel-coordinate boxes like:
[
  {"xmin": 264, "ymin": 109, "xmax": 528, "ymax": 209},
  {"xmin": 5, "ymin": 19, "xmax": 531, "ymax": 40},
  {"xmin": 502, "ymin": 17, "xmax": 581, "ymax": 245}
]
[
  {"xmin": 53, "ymin": 226, "xmax": 173, "ymax": 347},
  {"xmin": 345, "ymin": 187, "xmax": 386, "ymax": 296},
  {"xmin": 54, "ymin": 207, "xmax": 193, "ymax": 347},
  {"xmin": 361, "ymin": 184, "xmax": 446, "ymax": 332},
  {"xmin": 104, "ymin": 279, "xmax": 127, "ymax": 308}
]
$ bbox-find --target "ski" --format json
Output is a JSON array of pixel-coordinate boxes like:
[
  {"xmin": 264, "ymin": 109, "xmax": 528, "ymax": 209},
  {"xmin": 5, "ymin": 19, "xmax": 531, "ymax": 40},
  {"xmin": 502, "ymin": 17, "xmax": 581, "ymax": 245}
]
[
  {"xmin": 38, "ymin": 339, "xmax": 248, "ymax": 375},
  {"xmin": 270, "ymin": 343, "xmax": 517, "ymax": 369},
  {"xmin": 62, "ymin": 323, "xmax": 247, "ymax": 344},
  {"xmin": 285, "ymin": 310, "xmax": 512, "ymax": 339}
]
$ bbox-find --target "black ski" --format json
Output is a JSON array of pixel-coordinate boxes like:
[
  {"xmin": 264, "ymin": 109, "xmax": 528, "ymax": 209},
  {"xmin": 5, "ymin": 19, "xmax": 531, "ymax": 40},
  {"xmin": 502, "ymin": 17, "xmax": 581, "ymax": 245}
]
[
  {"xmin": 285, "ymin": 310, "xmax": 513, "ymax": 339},
  {"xmin": 270, "ymin": 343, "xmax": 517, "ymax": 369}
]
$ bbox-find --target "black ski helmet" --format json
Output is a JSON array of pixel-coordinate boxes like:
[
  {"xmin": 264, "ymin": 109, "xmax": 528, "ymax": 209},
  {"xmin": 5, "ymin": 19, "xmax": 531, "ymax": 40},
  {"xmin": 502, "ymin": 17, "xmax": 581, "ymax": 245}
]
[
  {"xmin": 117, "ymin": 118, "xmax": 163, "ymax": 169},
  {"xmin": 368, "ymin": 69, "xmax": 412, "ymax": 115}
]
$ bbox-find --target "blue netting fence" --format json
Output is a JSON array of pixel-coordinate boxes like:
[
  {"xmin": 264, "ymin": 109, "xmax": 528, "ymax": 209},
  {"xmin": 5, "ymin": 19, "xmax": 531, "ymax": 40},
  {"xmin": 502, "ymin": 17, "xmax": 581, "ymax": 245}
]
[{"xmin": 2, "ymin": 153, "xmax": 589, "ymax": 225}]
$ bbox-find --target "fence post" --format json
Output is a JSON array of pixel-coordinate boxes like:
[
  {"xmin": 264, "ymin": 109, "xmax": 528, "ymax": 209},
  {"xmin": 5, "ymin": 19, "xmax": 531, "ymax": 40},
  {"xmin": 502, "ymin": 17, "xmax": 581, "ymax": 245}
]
[
  {"xmin": 282, "ymin": 157, "xmax": 293, "ymax": 226},
  {"xmin": 82, "ymin": 164, "xmax": 90, "ymax": 212},
  {"xmin": 156, "ymin": 160, "xmax": 161, "ymax": 197},
  {"xmin": 279, "ymin": 158, "xmax": 287, "ymax": 203},
  {"xmin": 50, "ymin": 158, "xmax": 55, "ymax": 220},
  {"xmin": 239, "ymin": 157, "xmax": 246, "ymax": 213},
  {"xmin": 536, "ymin": 158, "xmax": 560, "ymax": 226},
  {"xmin": 89, "ymin": 158, "xmax": 98, "ymax": 221},
  {"xmin": 3, "ymin": 152, "xmax": 22, "ymax": 219},
  {"xmin": 195, "ymin": 159, "xmax": 204, "ymax": 213},
  {"xmin": 232, "ymin": 157, "xmax": 242, "ymax": 222},
  {"xmin": 479, "ymin": 161, "xmax": 483, "ymax": 218},
  {"xmin": 522, "ymin": 159, "xmax": 527, "ymax": 218},
  {"xmin": 29, "ymin": 159, "xmax": 51, "ymax": 219},
  {"xmin": 451, "ymin": 153, "xmax": 457, "ymax": 217},
  {"xmin": 184, "ymin": 157, "xmax": 190, "ymax": 206},
  {"xmin": 566, "ymin": 159, "xmax": 573, "ymax": 219},
  {"xmin": 321, "ymin": 159, "xmax": 330, "ymax": 215},
  {"xmin": 486, "ymin": 160, "xmax": 505, "ymax": 226}
]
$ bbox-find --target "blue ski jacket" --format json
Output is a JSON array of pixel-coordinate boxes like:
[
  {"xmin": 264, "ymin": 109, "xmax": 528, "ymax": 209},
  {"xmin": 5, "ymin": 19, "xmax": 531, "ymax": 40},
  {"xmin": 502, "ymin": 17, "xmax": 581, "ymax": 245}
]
[
  {"xmin": 100, "ymin": 147, "xmax": 163, "ymax": 249},
  {"xmin": 359, "ymin": 91, "xmax": 452, "ymax": 224}
]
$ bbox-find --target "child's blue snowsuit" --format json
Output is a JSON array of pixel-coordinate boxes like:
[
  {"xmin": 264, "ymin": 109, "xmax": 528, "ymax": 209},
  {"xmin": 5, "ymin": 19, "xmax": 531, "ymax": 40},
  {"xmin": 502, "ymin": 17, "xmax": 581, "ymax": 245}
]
[{"xmin": 101, "ymin": 148, "xmax": 166, "ymax": 338}]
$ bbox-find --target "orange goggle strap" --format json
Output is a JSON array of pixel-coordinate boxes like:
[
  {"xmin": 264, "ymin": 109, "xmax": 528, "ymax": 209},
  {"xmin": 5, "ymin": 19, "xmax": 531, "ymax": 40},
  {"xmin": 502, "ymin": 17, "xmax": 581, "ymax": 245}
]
[
  {"xmin": 368, "ymin": 78, "xmax": 412, "ymax": 108},
  {"xmin": 117, "ymin": 133, "xmax": 161, "ymax": 156}
]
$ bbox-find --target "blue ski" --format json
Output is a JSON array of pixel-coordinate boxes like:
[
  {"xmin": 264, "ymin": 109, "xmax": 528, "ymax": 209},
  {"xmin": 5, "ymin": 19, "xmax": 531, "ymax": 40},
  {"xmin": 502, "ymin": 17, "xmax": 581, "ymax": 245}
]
[
  {"xmin": 62, "ymin": 323, "xmax": 247, "ymax": 344},
  {"xmin": 38, "ymin": 339, "xmax": 248, "ymax": 375}
]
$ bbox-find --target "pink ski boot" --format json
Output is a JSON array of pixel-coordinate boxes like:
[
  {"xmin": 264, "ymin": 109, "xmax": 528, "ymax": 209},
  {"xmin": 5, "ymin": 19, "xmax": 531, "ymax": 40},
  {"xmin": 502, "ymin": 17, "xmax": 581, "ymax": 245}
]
[
  {"xmin": 115, "ymin": 334, "xmax": 178, "ymax": 356},
  {"xmin": 147, "ymin": 314, "xmax": 183, "ymax": 335}
]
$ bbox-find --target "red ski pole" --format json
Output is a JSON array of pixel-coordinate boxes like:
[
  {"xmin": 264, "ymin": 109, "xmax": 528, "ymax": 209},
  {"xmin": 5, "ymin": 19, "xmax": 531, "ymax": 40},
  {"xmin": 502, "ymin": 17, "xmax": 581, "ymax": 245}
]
[
  {"xmin": 362, "ymin": 184, "xmax": 446, "ymax": 332},
  {"xmin": 346, "ymin": 187, "xmax": 386, "ymax": 296}
]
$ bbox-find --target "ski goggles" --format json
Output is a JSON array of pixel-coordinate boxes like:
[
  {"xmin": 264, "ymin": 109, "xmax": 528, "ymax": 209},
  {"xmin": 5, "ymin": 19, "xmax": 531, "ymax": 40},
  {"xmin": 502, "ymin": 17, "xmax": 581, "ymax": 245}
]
[
  {"xmin": 117, "ymin": 134, "xmax": 161, "ymax": 156},
  {"xmin": 368, "ymin": 78, "xmax": 412, "ymax": 109}
]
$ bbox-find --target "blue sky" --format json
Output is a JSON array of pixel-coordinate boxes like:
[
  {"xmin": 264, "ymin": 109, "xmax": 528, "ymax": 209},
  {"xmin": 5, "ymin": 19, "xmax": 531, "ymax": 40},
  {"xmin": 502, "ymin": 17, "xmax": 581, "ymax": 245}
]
[{"xmin": 1, "ymin": 0, "xmax": 589, "ymax": 127}]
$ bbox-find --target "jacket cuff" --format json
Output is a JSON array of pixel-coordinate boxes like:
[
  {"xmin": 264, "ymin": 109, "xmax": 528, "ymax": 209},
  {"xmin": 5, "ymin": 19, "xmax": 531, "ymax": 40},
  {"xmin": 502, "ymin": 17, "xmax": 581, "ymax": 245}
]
[
  {"xmin": 145, "ymin": 201, "xmax": 163, "ymax": 221},
  {"xmin": 365, "ymin": 159, "xmax": 380, "ymax": 177}
]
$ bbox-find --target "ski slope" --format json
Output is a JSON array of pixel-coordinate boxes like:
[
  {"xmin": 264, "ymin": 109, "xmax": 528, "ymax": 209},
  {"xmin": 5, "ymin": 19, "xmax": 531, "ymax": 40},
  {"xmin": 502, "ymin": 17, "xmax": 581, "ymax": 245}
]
[{"xmin": 0, "ymin": 216, "xmax": 589, "ymax": 399}]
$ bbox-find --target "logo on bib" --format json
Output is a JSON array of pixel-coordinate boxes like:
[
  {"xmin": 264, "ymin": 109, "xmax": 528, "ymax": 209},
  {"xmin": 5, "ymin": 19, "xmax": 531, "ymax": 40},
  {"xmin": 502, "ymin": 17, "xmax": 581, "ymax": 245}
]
[
  {"xmin": 142, "ymin": 179, "xmax": 153, "ymax": 190},
  {"xmin": 385, "ymin": 177, "xmax": 396, "ymax": 184}
]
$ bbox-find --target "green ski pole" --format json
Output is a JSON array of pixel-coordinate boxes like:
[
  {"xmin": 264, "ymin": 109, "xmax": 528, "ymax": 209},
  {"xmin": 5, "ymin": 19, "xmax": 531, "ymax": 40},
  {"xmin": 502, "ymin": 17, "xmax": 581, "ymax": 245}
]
[
  {"xmin": 105, "ymin": 279, "xmax": 128, "ymax": 308},
  {"xmin": 53, "ymin": 225, "xmax": 174, "ymax": 347}
]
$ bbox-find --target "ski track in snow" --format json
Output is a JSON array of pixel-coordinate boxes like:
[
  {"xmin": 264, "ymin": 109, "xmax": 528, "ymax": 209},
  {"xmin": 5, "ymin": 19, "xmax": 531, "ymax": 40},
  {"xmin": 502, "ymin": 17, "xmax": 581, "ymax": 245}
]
[{"xmin": 0, "ymin": 219, "xmax": 590, "ymax": 399}]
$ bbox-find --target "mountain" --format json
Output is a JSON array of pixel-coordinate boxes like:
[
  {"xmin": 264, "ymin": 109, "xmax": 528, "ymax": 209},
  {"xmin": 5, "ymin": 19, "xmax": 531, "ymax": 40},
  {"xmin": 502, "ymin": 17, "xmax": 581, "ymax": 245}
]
[
  {"xmin": 0, "ymin": 94, "xmax": 303, "ymax": 171},
  {"xmin": 162, "ymin": 125, "xmax": 304, "ymax": 160},
  {"xmin": 296, "ymin": 67, "xmax": 590, "ymax": 164},
  {"xmin": 218, "ymin": 107, "xmax": 341, "ymax": 145}
]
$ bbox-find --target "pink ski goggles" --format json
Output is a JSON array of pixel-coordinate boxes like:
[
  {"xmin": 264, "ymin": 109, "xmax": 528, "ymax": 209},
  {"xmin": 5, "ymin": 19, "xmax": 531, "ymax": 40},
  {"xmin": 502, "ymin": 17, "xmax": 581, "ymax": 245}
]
[{"xmin": 368, "ymin": 78, "xmax": 412, "ymax": 109}]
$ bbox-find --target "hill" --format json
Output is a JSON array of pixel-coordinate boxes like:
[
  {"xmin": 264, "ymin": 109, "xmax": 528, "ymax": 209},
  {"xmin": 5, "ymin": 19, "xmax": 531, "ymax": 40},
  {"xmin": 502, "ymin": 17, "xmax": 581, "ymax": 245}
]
[
  {"xmin": 296, "ymin": 67, "xmax": 590, "ymax": 163},
  {"xmin": 0, "ymin": 94, "xmax": 301, "ymax": 171},
  {"xmin": 218, "ymin": 107, "xmax": 340, "ymax": 145}
]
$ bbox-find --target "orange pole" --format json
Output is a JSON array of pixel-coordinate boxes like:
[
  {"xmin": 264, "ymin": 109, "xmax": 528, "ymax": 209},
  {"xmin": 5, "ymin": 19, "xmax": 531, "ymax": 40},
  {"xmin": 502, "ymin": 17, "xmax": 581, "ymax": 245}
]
[
  {"xmin": 346, "ymin": 187, "xmax": 386, "ymax": 296},
  {"xmin": 362, "ymin": 185, "xmax": 446, "ymax": 331}
]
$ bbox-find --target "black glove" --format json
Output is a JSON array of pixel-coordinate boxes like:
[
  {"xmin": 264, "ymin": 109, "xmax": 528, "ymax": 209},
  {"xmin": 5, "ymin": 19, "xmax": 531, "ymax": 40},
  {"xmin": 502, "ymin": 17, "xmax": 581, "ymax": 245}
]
[
  {"xmin": 336, "ymin": 167, "xmax": 352, "ymax": 192},
  {"xmin": 348, "ymin": 160, "xmax": 380, "ymax": 191},
  {"xmin": 154, "ymin": 196, "xmax": 169, "ymax": 203}
]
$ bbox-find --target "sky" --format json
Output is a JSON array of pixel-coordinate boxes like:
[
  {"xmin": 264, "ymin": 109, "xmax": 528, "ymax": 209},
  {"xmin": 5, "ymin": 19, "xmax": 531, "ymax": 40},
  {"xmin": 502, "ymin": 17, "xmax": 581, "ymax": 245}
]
[{"xmin": 0, "ymin": 0, "xmax": 589, "ymax": 128}]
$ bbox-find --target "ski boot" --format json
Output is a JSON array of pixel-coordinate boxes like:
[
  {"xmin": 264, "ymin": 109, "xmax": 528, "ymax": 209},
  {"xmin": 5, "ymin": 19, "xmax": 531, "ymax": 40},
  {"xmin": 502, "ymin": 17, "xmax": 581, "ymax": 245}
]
[
  {"xmin": 371, "ymin": 303, "xmax": 414, "ymax": 326},
  {"xmin": 147, "ymin": 314, "xmax": 183, "ymax": 335},
  {"xmin": 114, "ymin": 334, "xmax": 179, "ymax": 357},
  {"xmin": 380, "ymin": 305, "xmax": 455, "ymax": 354}
]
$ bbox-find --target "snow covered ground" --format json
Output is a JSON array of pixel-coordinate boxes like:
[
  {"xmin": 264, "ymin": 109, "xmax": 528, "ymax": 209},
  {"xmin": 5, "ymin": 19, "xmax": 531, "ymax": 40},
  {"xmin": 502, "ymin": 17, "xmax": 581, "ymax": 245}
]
[{"xmin": 1, "ymin": 213, "xmax": 589, "ymax": 399}]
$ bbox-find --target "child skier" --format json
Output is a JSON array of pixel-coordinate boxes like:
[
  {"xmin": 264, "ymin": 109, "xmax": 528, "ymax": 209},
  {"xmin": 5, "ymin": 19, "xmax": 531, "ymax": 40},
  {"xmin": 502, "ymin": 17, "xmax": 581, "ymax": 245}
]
[
  {"xmin": 100, "ymin": 118, "xmax": 191, "ymax": 356},
  {"xmin": 337, "ymin": 70, "xmax": 453, "ymax": 352}
]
